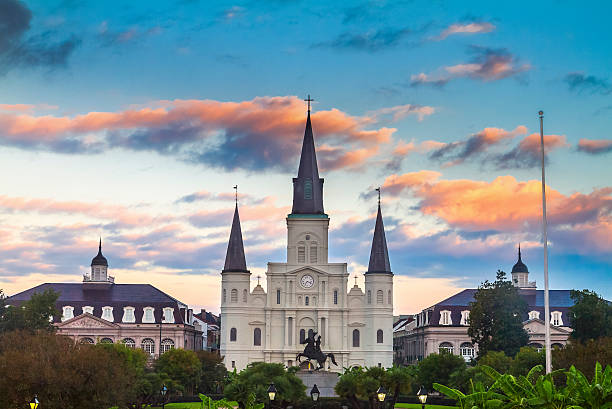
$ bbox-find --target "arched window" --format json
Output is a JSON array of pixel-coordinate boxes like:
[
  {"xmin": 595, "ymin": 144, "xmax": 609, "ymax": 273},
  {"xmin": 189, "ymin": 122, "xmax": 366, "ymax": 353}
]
[
  {"xmin": 123, "ymin": 338, "xmax": 136, "ymax": 348},
  {"xmin": 231, "ymin": 289, "xmax": 238, "ymax": 303},
  {"xmin": 352, "ymin": 329, "xmax": 360, "ymax": 347},
  {"xmin": 298, "ymin": 246, "xmax": 306, "ymax": 263},
  {"xmin": 100, "ymin": 337, "xmax": 113, "ymax": 344},
  {"xmin": 333, "ymin": 289, "xmax": 338, "ymax": 305},
  {"xmin": 243, "ymin": 289, "xmax": 248, "ymax": 303},
  {"xmin": 439, "ymin": 342, "xmax": 453, "ymax": 354},
  {"xmin": 460, "ymin": 342, "xmax": 474, "ymax": 361},
  {"xmin": 79, "ymin": 337, "xmax": 94, "ymax": 344},
  {"xmin": 141, "ymin": 338, "xmax": 155, "ymax": 355},
  {"xmin": 276, "ymin": 289, "xmax": 281, "ymax": 304},
  {"xmin": 310, "ymin": 244, "xmax": 317, "ymax": 264},
  {"xmin": 223, "ymin": 289, "xmax": 227, "ymax": 303},
  {"xmin": 377, "ymin": 329, "xmax": 383, "ymax": 343},
  {"xmin": 305, "ymin": 296, "xmax": 309, "ymax": 306},
  {"xmin": 230, "ymin": 327, "xmax": 237, "ymax": 342},
  {"xmin": 300, "ymin": 329, "xmax": 306, "ymax": 344},
  {"xmin": 529, "ymin": 343, "xmax": 544, "ymax": 352},
  {"xmin": 253, "ymin": 328, "xmax": 262, "ymax": 346},
  {"xmin": 377, "ymin": 290, "xmax": 383, "ymax": 304},
  {"xmin": 161, "ymin": 338, "xmax": 175, "ymax": 353},
  {"xmin": 367, "ymin": 290, "xmax": 371, "ymax": 304},
  {"xmin": 551, "ymin": 343, "xmax": 564, "ymax": 349},
  {"xmin": 388, "ymin": 290, "xmax": 392, "ymax": 305}
]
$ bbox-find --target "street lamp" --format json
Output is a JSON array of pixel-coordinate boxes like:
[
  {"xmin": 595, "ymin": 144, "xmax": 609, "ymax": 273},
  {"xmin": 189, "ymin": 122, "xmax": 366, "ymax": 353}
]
[
  {"xmin": 267, "ymin": 383, "xmax": 277, "ymax": 407},
  {"xmin": 160, "ymin": 384, "xmax": 168, "ymax": 409},
  {"xmin": 310, "ymin": 384, "xmax": 320, "ymax": 405},
  {"xmin": 29, "ymin": 396, "xmax": 39, "ymax": 409},
  {"xmin": 417, "ymin": 386, "xmax": 428, "ymax": 409},
  {"xmin": 377, "ymin": 386, "xmax": 387, "ymax": 409}
]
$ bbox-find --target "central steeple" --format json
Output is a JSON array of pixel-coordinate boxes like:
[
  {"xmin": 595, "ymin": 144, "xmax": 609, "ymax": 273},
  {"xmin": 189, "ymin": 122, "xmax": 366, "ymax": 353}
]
[{"xmin": 291, "ymin": 99, "xmax": 325, "ymax": 215}]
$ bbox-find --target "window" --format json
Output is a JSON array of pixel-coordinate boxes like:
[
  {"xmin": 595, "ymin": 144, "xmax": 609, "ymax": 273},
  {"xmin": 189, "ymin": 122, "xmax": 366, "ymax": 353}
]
[
  {"xmin": 231, "ymin": 361, "xmax": 236, "ymax": 369},
  {"xmin": 122, "ymin": 307, "xmax": 135, "ymax": 323},
  {"xmin": 333, "ymin": 290, "xmax": 338, "ymax": 305},
  {"xmin": 352, "ymin": 329, "xmax": 360, "ymax": 347},
  {"xmin": 300, "ymin": 329, "xmax": 306, "ymax": 343},
  {"xmin": 82, "ymin": 306, "xmax": 94, "ymax": 315},
  {"xmin": 298, "ymin": 246, "xmax": 306, "ymax": 263},
  {"xmin": 529, "ymin": 343, "xmax": 544, "ymax": 352},
  {"xmin": 62, "ymin": 306, "xmax": 74, "ymax": 321},
  {"xmin": 310, "ymin": 246, "xmax": 317, "ymax": 263},
  {"xmin": 141, "ymin": 338, "xmax": 155, "ymax": 355},
  {"xmin": 243, "ymin": 289, "xmax": 248, "ymax": 303},
  {"xmin": 231, "ymin": 289, "xmax": 238, "ymax": 303},
  {"xmin": 101, "ymin": 306, "xmax": 113, "ymax": 321},
  {"xmin": 230, "ymin": 327, "xmax": 237, "ymax": 342},
  {"xmin": 377, "ymin": 329, "xmax": 384, "ymax": 343},
  {"xmin": 551, "ymin": 311, "xmax": 563, "ymax": 326},
  {"xmin": 439, "ymin": 310, "xmax": 452, "ymax": 325},
  {"xmin": 305, "ymin": 296, "xmax": 309, "ymax": 306},
  {"xmin": 367, "ymin": 290, "xmax": 372, "ymax": 304},
  {"xmin": 460, "ymin": 342, "xmax": 474, "ymax": 361},
  {"xmin": 388, "ymin": 290, "xmax": 392, "ymax": 305},
  {"xmin": 223, "ymin": 289, "xmax": 226, "ymax": 303},
  {"xmin": 80, "ymin": 337, "xmax": 94, "ymax": 344},
  {"xmin": 142, "ymin": 307, "xmax": 155, "ymax": 323},
  {"xmin": 377, "ymin": 290, "xmax": 383, "ymax": 304},
  {"xmin": 277, "ymin": 289, "xmax": 281, "ymax": 305},
  {"xmin": 528, "ymin": 310, "xmax": 540, "ymax": 320},
  {"xmin": 304, "ymin": 179, "xmax": 312, "ymax": 199},
  {"xmin": 161, "ymin": 338, "xmax": 175, "ymax": 353},
  {"xmin": 460, "ymin": 310, "xmax": 470, "ymax": 326},
  {"xmin": 439, "ymin": 342, "xmax": 453, "ymax": 354},
  {"xmin": 100, "ymin": 337, "xmax": 113, "ymax": 344},
  {"xmin": 163, "ymin": 307, "xmax": 174, "ymax": 323},
  {"xmin": 254, "ymin": 328, "xmax": 262, "ymax": 346},
  {"xmin": 123, "ymin": 338, "xmax": 136, "ymax": 348}
]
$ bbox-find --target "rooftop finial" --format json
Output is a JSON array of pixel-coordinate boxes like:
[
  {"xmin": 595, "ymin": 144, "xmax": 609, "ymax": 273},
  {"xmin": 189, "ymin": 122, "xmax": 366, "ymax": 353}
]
[
  {"xmin": 304, "ymin": 94, "xmax": 314, "ymax": 113},
  {"xmin": 518, "ymin": 243, "xmax": 522, "ymax": 260},
  {"xmin": 99, "ymin": 237, "xmax": 102, "ymax": 253},
  {"xmin": 354, "ymin": 275, "xmax": 358, "ymax": 286},
  {"xmin": 256, "ymin": 275, "xmax": 261, "ymax": 285},
  {"xmin": 233, "ymin": 185, "xmax": 238, "ymax": 205},
  {"xmin": 375, "ymin": 187, "xmax": 381, "ymax": 207}
]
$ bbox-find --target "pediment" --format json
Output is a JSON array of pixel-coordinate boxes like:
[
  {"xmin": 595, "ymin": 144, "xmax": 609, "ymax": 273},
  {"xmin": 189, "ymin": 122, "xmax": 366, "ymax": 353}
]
[
  {"xmin": 57, "ymin": 313, "xmax": 120, "ymax": 329},
  {"xmin": 285, "ymin": 266, "xmax": 330, "ymax": 277},
  {"xmin": 523, "ymin": 319, "xmax": 571, "ymax": 334}
]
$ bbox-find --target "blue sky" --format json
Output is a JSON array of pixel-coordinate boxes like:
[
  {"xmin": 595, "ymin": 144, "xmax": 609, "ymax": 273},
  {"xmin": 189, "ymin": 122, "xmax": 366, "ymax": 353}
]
[{"xmin": 1, "ymin": 0, "xmax": 611, "ymax": 313}]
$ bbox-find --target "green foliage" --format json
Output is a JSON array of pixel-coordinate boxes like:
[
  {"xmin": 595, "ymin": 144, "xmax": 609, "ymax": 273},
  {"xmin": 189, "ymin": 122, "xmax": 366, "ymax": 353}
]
[
  {"xmin": 478, "ymin": 351, "xmax": 513, "ymax": 374},
  {"xmin": 155, "ymin": 348, "xmax": 202, "ymax": 395},
  {"xmin": 199, "ymin": 393, "xmax": 241, "ymax": 409},
  {"xmin": 553, "ymin": 337, "xmax": 612, "ymax": 378},
  {"xmin": 335, "ymin": 366, "xmax": 386, "ymax": 409},
  {"xmin": 384, "ymin": 365, "xmax": 417, "ymax": 408},
  {"xmin": 417, "ymin": 352, "xmax": 467, "ymax": 390},
  {"xmin": 468, "ymin": 270, "xmax": 529, "ymax": 357},
  {"xmin": 223, "ymin": 362, "xmax": 306, "ymax": 408},
  {"xmin": 569, "ymin": 289, "xmax": 612, "ymax": 343},
  {"xmin": 511, "ymin": 347, "xmax": 545, "ymax": 377},
  {"xmin": 196, "ymin": 350, "xmax": 227, "ymax": 394},
  {"xmin": 0, "ymin": 289, "xmax": 60, "ymax": 332}
]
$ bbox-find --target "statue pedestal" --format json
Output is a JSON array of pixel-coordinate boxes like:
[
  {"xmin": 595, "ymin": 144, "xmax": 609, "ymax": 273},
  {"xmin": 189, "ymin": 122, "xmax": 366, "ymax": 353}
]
[{"xmin": 296, "ymin": 370, "xmax": 340, "ymax": 398}]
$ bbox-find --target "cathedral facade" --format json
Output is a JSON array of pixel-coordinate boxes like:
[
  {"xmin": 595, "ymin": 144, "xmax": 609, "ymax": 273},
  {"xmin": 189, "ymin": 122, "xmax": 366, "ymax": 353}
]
[{"xmin": 220, "ymin": 109, "xmax": 394, "ymax": 372}]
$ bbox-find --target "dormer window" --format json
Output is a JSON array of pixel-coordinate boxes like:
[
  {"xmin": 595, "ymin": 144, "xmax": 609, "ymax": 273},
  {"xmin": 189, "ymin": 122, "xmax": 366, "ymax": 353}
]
[
  {"xmin": 439, "ymin": 310, "xmax": 452, "ymax": 325},
  {"xmin": 163, "ymin": 307, "xmax": 174, "ymax": 323},
  {"xmin": 551, "ymin": 311, "xmax": 563, "ymax": 326},
  {"xmin": 122, "ymin": 307, "xmax": 135, "ymax": 323},
  {"xmin": 62, "ymin": 306, "xmax": 74, "ymax": 321},
  {"xmin": 460, "ymin": 310, "xmax": 470, "ymax": 326},
  {"xmin": 101, "ymin": 306, "xmax": 113, "ymax": 321},
  {"xmin": 142, "ymin": 307, "xmax": 155, "ymax": 323},
  {"xmin": 528, "ymin": 310, "xmax": 540, "ymax": 320},
  {"xmin": 82, "ymin": 306, "xmax": 94, "ymax": 315}
]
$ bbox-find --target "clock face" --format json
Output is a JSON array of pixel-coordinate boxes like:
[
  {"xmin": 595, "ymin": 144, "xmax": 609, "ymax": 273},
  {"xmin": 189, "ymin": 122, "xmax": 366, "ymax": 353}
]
[{"xmin": 300, "ymin": 274, "xmax": 315, "ymax": 288}]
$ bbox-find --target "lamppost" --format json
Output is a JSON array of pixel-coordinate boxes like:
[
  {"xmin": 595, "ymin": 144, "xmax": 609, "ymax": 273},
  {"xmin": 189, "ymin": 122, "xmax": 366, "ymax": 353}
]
[
  {"xmin": 160, "ymin": 384, "xmax": 168, "ymax": 409},
  {"xmin": 29, "ymin": 396, "xmax": 39, "ymax": 409},
  {"xmin": 267, "ymin": 383, "xmax": 277, "ymax": 409},
  {"xmin": 310, "ymin": 384, "xmax": 320, "ymax": 408},
  {"xmin": 376, "ymin": 386, "xmax": 386, "ymax": 409},
  {"xmin": 417, "ymin": 386, "xmax": 428, "ymax": 409}
]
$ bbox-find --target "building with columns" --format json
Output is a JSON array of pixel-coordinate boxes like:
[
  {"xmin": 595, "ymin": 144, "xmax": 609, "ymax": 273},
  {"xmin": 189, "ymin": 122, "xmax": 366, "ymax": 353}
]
[{"xmin": 220, "ymin": 109, "xmax": 394, "ymax": 372}]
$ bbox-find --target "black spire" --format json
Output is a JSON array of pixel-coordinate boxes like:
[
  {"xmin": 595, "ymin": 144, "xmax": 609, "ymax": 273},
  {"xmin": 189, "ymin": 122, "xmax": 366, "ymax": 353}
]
[
  {"xmin": 511, "ymin": 243, "xmax": 528, "ymax": 273},
  {"xmin": 366, "ymin": 201, "xmax": 392, "ymax": 274},
  {"xmin": 223, "ymin": 204, "xmax": 249, "ymax": 273},
  {"xmin": 91, "ymin": 238, "xmax": 108, "ymax": 266},
  {"xmin": 291, "ymin": 109, "xmax": 325, "ymax": 215}
]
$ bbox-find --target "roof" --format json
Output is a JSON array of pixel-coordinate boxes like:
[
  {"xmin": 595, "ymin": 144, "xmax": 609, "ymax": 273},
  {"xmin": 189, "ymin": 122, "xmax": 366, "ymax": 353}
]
[
  {"xmin": 511, "ymin": 245, "xmax": 528, "ymax": 273},
  {"xmin": 366, "ymin": 203, "xmax": 392, "ymax": 274},
  {"xmin": 193, "ymin": 310, "xmax": 219, "ymax": 325},
  {"xmin": 91, "ymin": 239, "xmax": 108, "ymax": 267},
  {"xmin": 291, "ymin": 111, "xmax": 325, "ymax": 215},
  {"xmin": 222, "ymin": 204, "xmax": 249, "ymax": 273},
  {"xmin": 432, "ymin": 289, "xmax": 575, "ymax": 308}
]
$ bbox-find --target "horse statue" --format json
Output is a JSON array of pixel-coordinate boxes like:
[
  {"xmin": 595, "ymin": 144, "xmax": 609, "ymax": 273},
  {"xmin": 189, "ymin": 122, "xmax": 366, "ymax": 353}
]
[{"xmin": 296, "ymin": 332, "xmax": 338, "ymax": 371}]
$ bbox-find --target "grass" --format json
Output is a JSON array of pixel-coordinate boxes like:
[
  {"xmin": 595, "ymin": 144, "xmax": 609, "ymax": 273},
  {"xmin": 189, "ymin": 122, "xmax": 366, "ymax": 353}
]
[{"xmin": 150, "ymin": 403, "xmax": 457, "ymax": 409}]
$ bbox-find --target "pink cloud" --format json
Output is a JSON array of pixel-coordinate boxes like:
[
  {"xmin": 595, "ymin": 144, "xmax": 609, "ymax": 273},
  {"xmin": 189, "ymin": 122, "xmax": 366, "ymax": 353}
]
[
  {"xmin": 437, "ymin": 22, "xmax": 495, "ymax": 40},
  {"xmin": 577, "ymin": 138, "xmax": 612, "ymax": 154}
]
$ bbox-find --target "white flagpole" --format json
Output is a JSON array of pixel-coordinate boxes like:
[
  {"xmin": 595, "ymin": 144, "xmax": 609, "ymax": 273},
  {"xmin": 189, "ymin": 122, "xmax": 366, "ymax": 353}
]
[{"xmin": 539, "ymin": 110, "xmax": 552, "ymax": 374}]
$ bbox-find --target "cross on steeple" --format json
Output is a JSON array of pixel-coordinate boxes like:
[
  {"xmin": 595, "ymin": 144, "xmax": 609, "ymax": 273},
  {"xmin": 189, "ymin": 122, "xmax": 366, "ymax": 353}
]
[
  {"xmin": 256, "ymin": 275, "xmax": 261, "ymax": 285},
  {"xmin": 375, "ymin": 187, "xmax": 381, "ymax": 206},
  {"xmin": 304, "ymin": 94, "xmax": 314, "ymax": 113},
  {"xmin": 233, "ymin": 185, "xmax": 238, "ymax": 205}
]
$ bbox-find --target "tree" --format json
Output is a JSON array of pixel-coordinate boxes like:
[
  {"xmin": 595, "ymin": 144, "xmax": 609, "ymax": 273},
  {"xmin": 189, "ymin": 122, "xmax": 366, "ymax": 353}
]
[
  {"xmin": 335, "ymin": 366, "xmax": 381, "ymax": 409},
  {"xmin": 553, "ymin": 337, "xmax": 612, "ymax": 377},
  {"xmin": 0, "ymin": 289, "xmax": 59, "ymax": 332},
  {"xmin": 569, "ymin": 289, "xmax": 612, "ymax": 343},
  {"xmin": 155, "ymin": 348, "xmax": 202, "ymax": 395},
  {"xmin": 477, "ymin": 350, "xmax": 513, "ymax": 374},
  {"xmin": 468, "ymin": 270, "xmax": 528, "ymax": 357},
  {"xmin": 417, "ymin": 352, "xmax": 466, "ymax": 389},
  {"xmin": 196, "ymin": 350, "xmax": 227, "ymax": 394},
  {"xmin": 510, "ymin": 346, "xmax": 544, "ymax": 377},
  {"xmin": 383, "ymin": 365, "xmax": 416, "ymax": 409},
  {"xmin": 224, "ymin": 362, "xmax": 306, "ymax": 408}
]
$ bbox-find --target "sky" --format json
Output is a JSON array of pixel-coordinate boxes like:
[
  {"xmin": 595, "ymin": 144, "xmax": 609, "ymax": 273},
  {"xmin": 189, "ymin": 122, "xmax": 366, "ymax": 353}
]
[{"xmin": 1, "ymin": 0, "xmax": 611, "ymax": 315}]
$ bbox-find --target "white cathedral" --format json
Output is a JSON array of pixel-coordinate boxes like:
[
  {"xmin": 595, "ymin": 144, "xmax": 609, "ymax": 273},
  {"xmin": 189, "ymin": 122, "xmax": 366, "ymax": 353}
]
[{"xmin": 220, "ymin": 108, "xmax": 394, "ymax": 372}]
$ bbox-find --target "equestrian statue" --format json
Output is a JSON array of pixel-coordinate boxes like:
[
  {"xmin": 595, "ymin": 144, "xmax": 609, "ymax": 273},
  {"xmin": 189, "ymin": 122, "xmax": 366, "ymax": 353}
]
[{"xmin": 296, "ymin": 332, "xmax": 338, "ymax": 370}]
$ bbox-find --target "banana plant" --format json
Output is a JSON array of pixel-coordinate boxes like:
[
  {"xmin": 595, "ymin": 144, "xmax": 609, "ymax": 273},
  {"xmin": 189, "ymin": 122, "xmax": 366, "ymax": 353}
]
[
  {"xmin": 199, "ymin": 393, "xmax": 239, "ymax": 409},
  {"xmin": 565, "ymin": 362, "xmax": 612, "ymax": 409}
]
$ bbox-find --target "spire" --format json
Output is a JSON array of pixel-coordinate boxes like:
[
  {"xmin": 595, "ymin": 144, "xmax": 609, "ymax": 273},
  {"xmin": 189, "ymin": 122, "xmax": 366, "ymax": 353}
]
[
  {"xmin": 91, "ymin": 237, "xmax": 108, "ymax": 266},
  {"xmin": 291, "ymin": 98, "xmax": 325, "ymax": 215},
  {"xmin": 223, "ymin": 204, "xmax": 249, "ymax": 273},
  {"xmin": 512, "ymin": 243, "xmax": 528, "ymax": 273},
  {"xmin": 366, "ymin": 197, "xmax": 392, "ymax": 274}
]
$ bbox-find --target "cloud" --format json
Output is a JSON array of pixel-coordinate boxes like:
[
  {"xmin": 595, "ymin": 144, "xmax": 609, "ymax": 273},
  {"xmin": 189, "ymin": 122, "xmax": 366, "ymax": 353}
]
[
  {"xmin": 411, "ymin": 46, "xmax": 530, "ymax": 86},
  {"xmin": 368, "ymin": 104, "xmax": 435, "ymax": 122},
  {"xmin": 577, "ymin": 138, "xmax": 612, "ymax": 155},
  {"xmin": 564, "ymin": 72, "xmax": 612, "ymax": 95},
  {"xmin": 0, "ymin": 0, "xmax": 79, "ymax": 75},
  {"xmin": 384, "ymin": 140, "xmax": 444, "ymax": 171},
  {"xmin": 0, "ymin": 96, "xmax": 410, "ymax": 172},
  {"xmin": 312, "ymin": 27, "xmax": 413, "ymax": 52},
  {"xmin": 491, "ymin": 133, "xmax": 568, "ymax": 169},
  {"xmin": 436, "ymin": 22, "xmax": 495, "ymax": 40}
]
